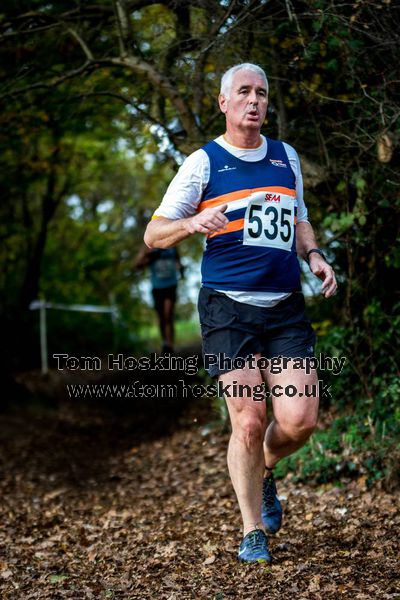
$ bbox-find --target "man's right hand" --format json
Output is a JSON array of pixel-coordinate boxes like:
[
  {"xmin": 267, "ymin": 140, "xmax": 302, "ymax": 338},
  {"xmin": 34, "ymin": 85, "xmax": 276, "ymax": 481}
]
[{"xmin": 184, "ymin": 204, "xmax": 229, "ymax": 235}]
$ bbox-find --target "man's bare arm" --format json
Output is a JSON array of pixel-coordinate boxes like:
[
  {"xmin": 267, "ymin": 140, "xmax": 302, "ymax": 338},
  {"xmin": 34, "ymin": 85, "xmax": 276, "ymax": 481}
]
[
  {"xmin": 296, "ymin": 221, "xmax": 337, "ymax": 298},
  {"xmin": 144, "ymin": 205, "xmax": 228, "ymax": 249},
  {"xmin": 296, "ymin": 221, "xmax": 319, "ymax": 260}
]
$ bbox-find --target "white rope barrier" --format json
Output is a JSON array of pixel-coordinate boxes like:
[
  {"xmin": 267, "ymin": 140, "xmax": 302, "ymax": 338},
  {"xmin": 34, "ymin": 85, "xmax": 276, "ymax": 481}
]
[{"xmin": 29, "ymin": 299, "xmax": 119, "ymax": 374}]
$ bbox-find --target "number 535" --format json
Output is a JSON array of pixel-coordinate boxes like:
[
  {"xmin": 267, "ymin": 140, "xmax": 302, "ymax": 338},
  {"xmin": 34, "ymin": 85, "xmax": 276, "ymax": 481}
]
[{"xmin": 246, "ymin": 204, "xmax": 293, "ymax": 243}]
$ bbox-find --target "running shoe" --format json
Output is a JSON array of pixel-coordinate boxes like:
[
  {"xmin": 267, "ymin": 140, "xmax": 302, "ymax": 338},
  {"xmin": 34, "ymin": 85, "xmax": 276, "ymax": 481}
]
[
  {"xmin": 261, "ymin": 473, "xmax": 283, "ymax": 534},
  {"xmin": 238, "ymin": 529, "xmax": 272, "ymax": 564}
]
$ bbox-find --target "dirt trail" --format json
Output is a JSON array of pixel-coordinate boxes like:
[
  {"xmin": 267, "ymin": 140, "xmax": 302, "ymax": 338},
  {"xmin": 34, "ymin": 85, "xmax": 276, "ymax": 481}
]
[{"xmin": 0, "ymin": 374, "xmax": 398, "ymax": 599}]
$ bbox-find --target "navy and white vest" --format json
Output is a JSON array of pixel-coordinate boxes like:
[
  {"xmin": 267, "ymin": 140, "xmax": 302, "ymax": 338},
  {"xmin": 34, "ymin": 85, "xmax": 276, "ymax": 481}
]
[{"xmin": 198, "ymin": 138, "xmax": 302, "ymax": 293}]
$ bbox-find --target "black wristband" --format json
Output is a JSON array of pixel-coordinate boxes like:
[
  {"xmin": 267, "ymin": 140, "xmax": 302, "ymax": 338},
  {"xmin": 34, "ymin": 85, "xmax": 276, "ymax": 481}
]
[{"xmin": 306, "ymin": 248, "xmax": 327, "ymax": 264}]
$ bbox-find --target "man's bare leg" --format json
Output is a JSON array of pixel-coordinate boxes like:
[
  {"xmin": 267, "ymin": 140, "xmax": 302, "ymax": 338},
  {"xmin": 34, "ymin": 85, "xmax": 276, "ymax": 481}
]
[
  {"xmin": 260, "ymin": 359, "xmax": 319, "ymax": 469},
  {"xmin": 220, "ymin": 365, "xmax": 268, "ymax": 536}
]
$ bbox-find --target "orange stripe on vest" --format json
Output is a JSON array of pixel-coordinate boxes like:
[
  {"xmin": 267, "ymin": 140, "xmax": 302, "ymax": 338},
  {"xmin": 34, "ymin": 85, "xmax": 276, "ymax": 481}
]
[
  {"xmin": 198, "ymin": 186, "xmax": 296, "ymax": 212},
  {"xmin": 207, "ymin": 218, "xmax": 245, "ymax": 238}
]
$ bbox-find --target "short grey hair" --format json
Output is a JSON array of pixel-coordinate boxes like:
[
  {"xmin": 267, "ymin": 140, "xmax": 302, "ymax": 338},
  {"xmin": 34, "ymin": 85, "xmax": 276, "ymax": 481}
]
[{"xmin": 220, "ymin": 63, "xmax": 269, "ymax": 99}]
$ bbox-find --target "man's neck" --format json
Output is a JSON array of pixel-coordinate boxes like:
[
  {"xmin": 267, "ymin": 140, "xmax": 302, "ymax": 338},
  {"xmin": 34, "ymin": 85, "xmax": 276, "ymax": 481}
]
[{"xmin": 223, "ymin": 129, "xmax": 262, "ymax": 149}]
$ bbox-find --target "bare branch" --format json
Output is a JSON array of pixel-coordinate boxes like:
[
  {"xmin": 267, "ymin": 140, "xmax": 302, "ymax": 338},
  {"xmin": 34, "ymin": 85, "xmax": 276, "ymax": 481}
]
[
  {"xmin": 300, "ymin": 83, "xmax": 362, "ymax": 104},
  {"xmin": 205, "ymin": 0, "xmax": 238, "ymax": 47},
  {"xmin": 74, "ymin": 90, "xmax": 174, "ymax": 136},
  {"xmin": 0, "ymin": 61, "xmax": 94, "ymax": 100},
  {"xmin": 0, "ymin": 23, "xmax": 62, "ymax": 40},
  {"xmin": 112, "ymin": 0, "xmax": 130, "ymax": 57},
  {"xmin": 284, "ymin": 0, "xmax": 308, "ymax": 57},
  {"xmin": 197, "ymin": 0, "xmax": 264, "ymax": 57},
  {"xmin": 67, "ymin": 28, "xmax": 94, "ymax": 60},
  {"xmin": 96, "ymin": 56, "xmax": 201, "ymax": 141}
]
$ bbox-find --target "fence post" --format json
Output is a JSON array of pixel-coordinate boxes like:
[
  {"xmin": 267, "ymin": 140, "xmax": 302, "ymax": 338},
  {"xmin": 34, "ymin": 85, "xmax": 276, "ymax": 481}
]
[{"xmin": 39, "ymin": 300, "xmax": 48, "ymax": 374}]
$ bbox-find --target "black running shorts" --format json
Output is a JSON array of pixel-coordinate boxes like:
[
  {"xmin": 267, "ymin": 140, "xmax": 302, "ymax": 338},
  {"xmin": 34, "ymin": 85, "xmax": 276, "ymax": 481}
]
[
  {"xmin": 152, "ymin": 285, "xmax": 177, "ymax": 312},
  {"xmin": 198, "ymin": 287, "xmax": 316, "ymax": 377}
]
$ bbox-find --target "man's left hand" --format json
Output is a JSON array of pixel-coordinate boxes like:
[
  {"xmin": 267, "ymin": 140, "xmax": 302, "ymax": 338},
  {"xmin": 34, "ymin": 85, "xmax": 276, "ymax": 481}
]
[{"xmin": 309, "ymin": 255, "xmax": 337, "ymax": 298}]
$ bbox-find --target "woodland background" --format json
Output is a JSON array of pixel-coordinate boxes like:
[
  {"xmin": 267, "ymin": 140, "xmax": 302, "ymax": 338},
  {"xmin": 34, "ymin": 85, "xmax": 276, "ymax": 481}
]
[
  {"xmin": 0, "ymin": 0, "xmax": 399, "ymax": 491},
  {"xmin": 0, "ymin": 2, "xmax": 400, "ymax": 598}
]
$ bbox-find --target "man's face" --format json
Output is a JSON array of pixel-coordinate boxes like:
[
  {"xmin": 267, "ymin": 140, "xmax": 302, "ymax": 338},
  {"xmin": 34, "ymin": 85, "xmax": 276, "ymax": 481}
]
[{"xmin": 219, "ymin": 70, "xmax": 268, "ymax": 133}]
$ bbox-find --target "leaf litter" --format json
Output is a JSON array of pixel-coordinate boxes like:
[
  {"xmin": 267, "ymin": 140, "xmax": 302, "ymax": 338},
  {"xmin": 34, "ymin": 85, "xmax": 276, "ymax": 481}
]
[{"xmin": 0, "ymin": 386, "xmax": 399, "ymax": 600}]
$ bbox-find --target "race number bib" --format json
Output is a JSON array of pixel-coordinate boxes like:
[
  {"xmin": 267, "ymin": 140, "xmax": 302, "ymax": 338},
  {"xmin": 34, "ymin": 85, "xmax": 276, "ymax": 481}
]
[{"xmin": 243, "ymin": 191, "xmax": 295, "ymax": 252}]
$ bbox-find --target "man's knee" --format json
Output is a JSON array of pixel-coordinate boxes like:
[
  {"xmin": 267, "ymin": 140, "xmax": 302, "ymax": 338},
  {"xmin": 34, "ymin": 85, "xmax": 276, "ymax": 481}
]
[
  {"xmin": 280, "ymin": 416, "xmax": 317, "ymax": 443},
  {"xmin": 232, "ymin": 414, "xmax": 267, "ymax": 449}
]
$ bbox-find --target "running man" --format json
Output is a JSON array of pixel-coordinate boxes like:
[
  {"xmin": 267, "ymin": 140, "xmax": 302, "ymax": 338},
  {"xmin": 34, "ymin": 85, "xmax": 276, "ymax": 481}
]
[{"xmin": 144, "ymin": 63, "xmax": 337, "ymax": 563}]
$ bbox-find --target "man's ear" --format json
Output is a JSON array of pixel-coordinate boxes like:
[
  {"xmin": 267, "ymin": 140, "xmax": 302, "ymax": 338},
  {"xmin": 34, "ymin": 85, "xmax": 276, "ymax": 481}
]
[{"xmin": 218, "ymin": 93, "xmax": 227, "ymax": 114}]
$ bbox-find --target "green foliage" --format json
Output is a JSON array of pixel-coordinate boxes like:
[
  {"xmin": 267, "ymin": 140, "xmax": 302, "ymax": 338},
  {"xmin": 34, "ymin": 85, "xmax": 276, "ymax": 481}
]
[
  {"xmin": 274, "ymin": 373, "xmax": 400, "ymax": 489},
  {"xmin": 272, "ymin": 299, "xmax": 400, "ymax": 487}
]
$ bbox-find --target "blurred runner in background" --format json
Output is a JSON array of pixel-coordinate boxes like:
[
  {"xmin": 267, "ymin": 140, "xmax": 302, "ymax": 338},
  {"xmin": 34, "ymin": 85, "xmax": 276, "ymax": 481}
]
[{"xmin": 135, "ymin": 245, "xmax": 183, "ymax": 354}]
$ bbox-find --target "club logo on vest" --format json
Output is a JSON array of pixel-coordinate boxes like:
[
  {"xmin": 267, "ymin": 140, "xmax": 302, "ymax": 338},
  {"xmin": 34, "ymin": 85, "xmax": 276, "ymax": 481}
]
[
  {"xmin": 265, "ymin": 193, "xmax": 280, "ymax": 202},
  {"xmin": 217, "ymin": 164, "xmax": 237, "ymax": 172},
  {"xmin": 269, "ymin": 159, "xmax": 287, "ymax": 168}
]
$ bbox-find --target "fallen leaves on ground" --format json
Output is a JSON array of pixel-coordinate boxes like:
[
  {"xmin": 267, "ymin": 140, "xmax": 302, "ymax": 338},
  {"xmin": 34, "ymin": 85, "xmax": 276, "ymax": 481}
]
[{"xmin": 0, "ymin": 389, "xmax": 399, "ymax": 599}]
